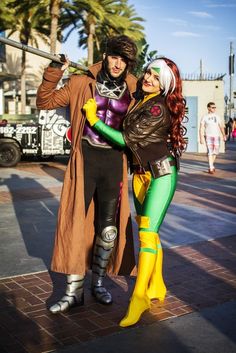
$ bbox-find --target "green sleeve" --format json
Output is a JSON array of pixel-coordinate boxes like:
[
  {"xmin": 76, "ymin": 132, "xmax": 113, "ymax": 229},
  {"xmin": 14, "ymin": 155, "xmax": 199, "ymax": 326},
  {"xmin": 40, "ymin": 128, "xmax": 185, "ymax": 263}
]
[{"xmin": 93, "ymin": 120, "xmax": 126, "ymax": 147}]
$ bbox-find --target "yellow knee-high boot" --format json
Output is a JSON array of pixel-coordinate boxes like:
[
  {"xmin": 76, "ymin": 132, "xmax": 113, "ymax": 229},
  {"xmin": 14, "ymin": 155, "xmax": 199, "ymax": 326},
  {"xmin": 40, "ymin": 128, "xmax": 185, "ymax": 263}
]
[
  {"xmin": 119, "ymin": 231, "xmax": 157, "ymax": 327},
  {"xmin": 146, "ymin": 234, "xmax": 166, "ymax": 301}
]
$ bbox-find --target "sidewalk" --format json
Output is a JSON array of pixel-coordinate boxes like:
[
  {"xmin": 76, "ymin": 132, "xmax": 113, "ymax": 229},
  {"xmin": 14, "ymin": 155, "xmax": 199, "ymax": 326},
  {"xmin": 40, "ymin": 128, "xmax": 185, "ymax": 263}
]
[{"xmin": 0, "ymin": 141, "xmax": 236, "ymax": 353}]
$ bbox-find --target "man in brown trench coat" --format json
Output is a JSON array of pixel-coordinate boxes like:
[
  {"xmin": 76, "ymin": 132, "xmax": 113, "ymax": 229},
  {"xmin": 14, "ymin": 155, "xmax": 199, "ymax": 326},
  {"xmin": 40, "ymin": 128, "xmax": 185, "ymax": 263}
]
[{"xmin": 36, "ymin": 35, "xmax": 138, "ymax": 313}]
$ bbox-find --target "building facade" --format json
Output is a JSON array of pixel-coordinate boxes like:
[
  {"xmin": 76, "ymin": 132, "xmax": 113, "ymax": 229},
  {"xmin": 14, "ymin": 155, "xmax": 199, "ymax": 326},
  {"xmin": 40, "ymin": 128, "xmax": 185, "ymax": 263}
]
[{"xmin": 0, "ymin": 31, "xmax": 60, "ymax": 115}]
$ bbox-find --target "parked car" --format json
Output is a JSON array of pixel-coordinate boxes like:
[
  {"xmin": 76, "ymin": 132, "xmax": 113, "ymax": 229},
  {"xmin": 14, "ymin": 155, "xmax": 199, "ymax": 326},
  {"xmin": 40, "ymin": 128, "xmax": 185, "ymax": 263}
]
[{"xmin": 0, "ymin": 108, "xmax": 71, "ymax": 167}]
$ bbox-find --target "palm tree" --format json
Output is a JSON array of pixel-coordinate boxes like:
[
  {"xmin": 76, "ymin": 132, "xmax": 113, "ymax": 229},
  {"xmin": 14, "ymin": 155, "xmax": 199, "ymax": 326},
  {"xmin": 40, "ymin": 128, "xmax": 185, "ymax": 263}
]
[
  {"xmin": 0, "ymin": 0, "xmax": 51, "ymax": 114},
  {"xmin": 62, "ymin": 0, "xmax": 110, "ymax": 65},
  {"xmin": 62, "ymin": 0, "xmax": 145, "ymax": 66},
  {"xmin": 50, "ymin": 0, "xmax": 61, "ymax": 54},
  {"xmin": 101, "ymin": 1, "xmax": 144, "ymax": 40},
  {"xmin": 0, "ymin": 0, "xmax": 147, "ymax": 113},
  {"xmin": 0, "ymin": 0, "xmax": 14, "ymax": 30},
  {"xmin": 134, "ymin": 40, "xmax": 158, "ymax": 76}
]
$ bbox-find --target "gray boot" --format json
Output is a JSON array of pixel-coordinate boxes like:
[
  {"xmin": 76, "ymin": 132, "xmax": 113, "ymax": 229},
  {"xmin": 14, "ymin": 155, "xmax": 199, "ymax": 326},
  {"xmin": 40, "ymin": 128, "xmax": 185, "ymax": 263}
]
[
  {"xmin": 91, "ymin": 226, "xmax": 117, "ymax": 305},
  {"xmin": 49, "ymin": 274, "xmax": 84, "ymax": 314}
]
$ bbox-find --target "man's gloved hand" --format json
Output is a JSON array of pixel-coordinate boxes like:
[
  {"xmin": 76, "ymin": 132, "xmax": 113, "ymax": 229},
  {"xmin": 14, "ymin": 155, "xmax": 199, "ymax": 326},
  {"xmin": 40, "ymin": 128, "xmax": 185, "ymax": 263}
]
[
  {"xmin": 83, "ymin": 98, "xmax": 99, "ymax": 126},
  {"xmin": 49, "ymin": 54, "xmax": 69, "ymax": 70}
]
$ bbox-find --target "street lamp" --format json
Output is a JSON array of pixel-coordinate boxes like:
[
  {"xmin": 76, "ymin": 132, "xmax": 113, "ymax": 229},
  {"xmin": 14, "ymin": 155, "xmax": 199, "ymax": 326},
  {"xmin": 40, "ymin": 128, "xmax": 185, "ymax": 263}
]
[{"xmin": 224, "ymin": 95, "xmax": 228, "ymax": 122}]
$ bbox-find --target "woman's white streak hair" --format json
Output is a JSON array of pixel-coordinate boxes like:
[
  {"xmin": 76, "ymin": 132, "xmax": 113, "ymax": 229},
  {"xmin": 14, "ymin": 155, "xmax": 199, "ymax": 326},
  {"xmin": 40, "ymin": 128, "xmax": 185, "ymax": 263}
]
[{"xmin": 147, "ymin": 59, "xmax": 176, "ymax": 96}]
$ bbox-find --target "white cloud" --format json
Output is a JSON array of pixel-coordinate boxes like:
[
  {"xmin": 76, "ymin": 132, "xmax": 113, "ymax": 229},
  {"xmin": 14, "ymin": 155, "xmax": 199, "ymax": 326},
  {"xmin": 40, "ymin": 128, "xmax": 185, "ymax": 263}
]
[
  {"xmin": 188, "ymin": 11, "xmax": 213, "ymax": 18},
  {"xmin": 172, "ymin": 31, "xmax": 202, "ymax": 37},
  {"xmin": 206, "ymin": 3, "xmax": 236, "ymax": 8},
  {"xmin": 164, "ymin": 18, "xmax": 187, "ymax": 26},
  {"xmin": 194, "ymin": 24, "xmax": 221, "ymax": 30}
]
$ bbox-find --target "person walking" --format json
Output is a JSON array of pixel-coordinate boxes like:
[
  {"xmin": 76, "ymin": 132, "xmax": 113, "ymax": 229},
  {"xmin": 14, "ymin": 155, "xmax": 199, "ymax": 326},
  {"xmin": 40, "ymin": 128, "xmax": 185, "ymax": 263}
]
[
  {"xmin": 83, "ymin": 57, "xmax": 187, "ymax": 327},
  {"xmin": 199, "ymin": 102, "xmax": 226, "ymax": 174},
  {"xmin": 225, "ymin": 117, "xmax": 233, "ymax": 141},
  {"xmin": 36, "ymin": 35, "xmax": 138, "ymax": 314},
  {"xmin": 232, "ymin": 118, "xmax": 236, "ymax": 141}
]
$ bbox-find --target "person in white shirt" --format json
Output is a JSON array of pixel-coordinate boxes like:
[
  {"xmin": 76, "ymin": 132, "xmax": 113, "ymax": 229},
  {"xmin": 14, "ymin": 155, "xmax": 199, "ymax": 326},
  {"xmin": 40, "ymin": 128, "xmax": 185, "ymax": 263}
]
[{"xmin": 200, "ymin": 102, "xmax": 226, "ymax": 174}]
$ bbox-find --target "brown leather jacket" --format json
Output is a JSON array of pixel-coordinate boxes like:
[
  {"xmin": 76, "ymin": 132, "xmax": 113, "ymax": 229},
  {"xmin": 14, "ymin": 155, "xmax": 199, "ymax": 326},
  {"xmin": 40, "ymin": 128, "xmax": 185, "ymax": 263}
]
[
  {"xmin": 123, "ymin": 95, "xmax": 171, "ymax": 167},
  {"xmin": 36, "ymin": 62, "xmax": 137, "ymax": 276}
]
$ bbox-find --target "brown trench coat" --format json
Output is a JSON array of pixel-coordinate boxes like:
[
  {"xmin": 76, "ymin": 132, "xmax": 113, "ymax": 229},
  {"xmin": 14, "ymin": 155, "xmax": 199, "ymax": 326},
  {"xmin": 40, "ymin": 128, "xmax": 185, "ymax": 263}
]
[{"xmin": 36, "ymin": 62, "xmax": 137, "ymax": 276}]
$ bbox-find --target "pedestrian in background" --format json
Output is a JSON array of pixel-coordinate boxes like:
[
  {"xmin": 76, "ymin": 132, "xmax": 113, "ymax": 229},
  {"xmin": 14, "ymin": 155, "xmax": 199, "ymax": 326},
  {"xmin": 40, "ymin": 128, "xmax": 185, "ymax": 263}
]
[
  {"xmin": 225, "ymin": 117, "xmax": 233, "ymax": 141},
  {"xmin": 199, "ymin": 102, "xmax": 226, "ymax": 174},
  {"xmin": 232, "ymin": 118, "xmax": 236, "ymax": 141}
]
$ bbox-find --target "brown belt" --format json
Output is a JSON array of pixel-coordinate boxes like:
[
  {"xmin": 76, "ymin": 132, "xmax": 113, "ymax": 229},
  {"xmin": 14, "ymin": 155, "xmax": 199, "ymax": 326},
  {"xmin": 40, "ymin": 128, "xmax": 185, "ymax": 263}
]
[{"xmin": 133, "ymin": 159, "xmax": 176, "ymax": 174}]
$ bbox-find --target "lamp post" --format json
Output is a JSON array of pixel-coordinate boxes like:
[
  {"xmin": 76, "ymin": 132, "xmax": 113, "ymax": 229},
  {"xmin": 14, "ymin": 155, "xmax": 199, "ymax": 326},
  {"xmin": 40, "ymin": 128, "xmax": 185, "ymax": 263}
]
[
  {"xmin": 229, "ymin": 42, "xmax": 234, "ymax": 119},
  {"xmin": 224, "ymin": 94, "xmax": 228, "ymax": 122}
]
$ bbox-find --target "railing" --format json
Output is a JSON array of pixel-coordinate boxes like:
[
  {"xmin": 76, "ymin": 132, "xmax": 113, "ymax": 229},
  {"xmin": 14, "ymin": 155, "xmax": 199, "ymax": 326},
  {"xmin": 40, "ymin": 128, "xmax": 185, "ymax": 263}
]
[{"xmin": 182, "ymin": 73, "xmax": 226, "ymax": 81}]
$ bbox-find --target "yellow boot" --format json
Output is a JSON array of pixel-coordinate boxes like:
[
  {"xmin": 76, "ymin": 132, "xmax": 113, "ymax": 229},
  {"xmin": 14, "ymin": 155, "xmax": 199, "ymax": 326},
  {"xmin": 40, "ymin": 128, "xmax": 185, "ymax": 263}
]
[
  {"xmin": 119, "ymin": 231, "xmax": 157, "ymax": 327},
  {"xmin": 147, "ymin": 234, "xmax": 166, "ymax": 301}
]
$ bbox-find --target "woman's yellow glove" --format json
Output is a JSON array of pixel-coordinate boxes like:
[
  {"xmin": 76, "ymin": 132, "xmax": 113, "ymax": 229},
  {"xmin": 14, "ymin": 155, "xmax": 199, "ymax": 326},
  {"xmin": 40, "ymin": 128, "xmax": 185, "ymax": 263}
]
[{"xmin": 83, "ymin": 98, "xmax": 99, "ymax": 126}]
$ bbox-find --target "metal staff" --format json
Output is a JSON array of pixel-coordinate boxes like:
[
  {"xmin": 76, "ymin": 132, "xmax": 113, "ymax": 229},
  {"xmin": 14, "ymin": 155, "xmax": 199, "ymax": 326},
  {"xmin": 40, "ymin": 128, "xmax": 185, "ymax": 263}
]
[{"xmin": 0, "ymin": 36, "xmax": 88, "ymax": 72}]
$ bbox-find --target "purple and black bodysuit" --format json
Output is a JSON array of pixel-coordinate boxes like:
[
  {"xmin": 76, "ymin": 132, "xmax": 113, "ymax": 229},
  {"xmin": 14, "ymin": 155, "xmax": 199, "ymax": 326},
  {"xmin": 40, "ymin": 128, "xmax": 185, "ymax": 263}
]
[
  {"xmin": 82, "ymin": 75, "xmax": 131, "ymax": 215},
  {"xmin": 83, "ymin": 81, "xmax": 130, "ymax": 148},
  {"xmin": 81, "ymin": 72, "xmax": 131, "ymax": 304}
]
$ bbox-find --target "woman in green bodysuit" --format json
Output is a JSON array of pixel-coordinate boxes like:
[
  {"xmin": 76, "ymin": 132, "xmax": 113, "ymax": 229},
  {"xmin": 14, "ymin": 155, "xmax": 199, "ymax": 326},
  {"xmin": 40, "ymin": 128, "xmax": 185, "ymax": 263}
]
[{"xmin": 83, "ymin": 57, "xmax": 187, "ymax": 327}]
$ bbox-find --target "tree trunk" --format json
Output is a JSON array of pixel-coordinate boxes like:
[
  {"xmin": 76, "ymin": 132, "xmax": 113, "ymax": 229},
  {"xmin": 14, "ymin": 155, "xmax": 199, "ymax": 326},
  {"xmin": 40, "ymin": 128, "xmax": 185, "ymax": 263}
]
[
  {"xmin": 20, "ymin": 50, "xmax": 26, "ymax": 114},
  {"xmin": 87, "ymin": 22, "xmax": 95, "ymax": 66},
  {"xmin": 50, "ymin": 0, "xmax": 60, "ymax": 54}
]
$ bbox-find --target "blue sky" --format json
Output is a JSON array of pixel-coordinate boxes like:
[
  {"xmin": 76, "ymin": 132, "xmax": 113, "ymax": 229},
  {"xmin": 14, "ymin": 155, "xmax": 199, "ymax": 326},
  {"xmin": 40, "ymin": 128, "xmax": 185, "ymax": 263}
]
[{"xmin": 62, "ymin": 0, "xmax": 236, "ymax": 92}]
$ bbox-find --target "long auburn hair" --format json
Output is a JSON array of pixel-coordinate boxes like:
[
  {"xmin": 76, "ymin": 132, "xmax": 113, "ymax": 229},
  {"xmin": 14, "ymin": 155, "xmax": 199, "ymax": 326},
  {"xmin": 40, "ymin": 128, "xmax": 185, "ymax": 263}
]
[
  {"xmin": 163, "ymin": 57, "xmax": 187, "ymax": 157},
  {"xmin": 138, "ymin": 57, "xmax": 187, "ymax": 157}
]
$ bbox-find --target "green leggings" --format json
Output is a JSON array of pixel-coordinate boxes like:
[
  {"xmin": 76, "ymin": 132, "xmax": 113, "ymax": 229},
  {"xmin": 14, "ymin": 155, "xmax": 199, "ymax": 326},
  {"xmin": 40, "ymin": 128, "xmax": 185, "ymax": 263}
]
[
  {"xmin": 92, "ymin": 120, "xmax": 178, "ymax": 232},
  {"xmin": 133, "ymin": 164, "xmax": 178, "ymax": 233}
]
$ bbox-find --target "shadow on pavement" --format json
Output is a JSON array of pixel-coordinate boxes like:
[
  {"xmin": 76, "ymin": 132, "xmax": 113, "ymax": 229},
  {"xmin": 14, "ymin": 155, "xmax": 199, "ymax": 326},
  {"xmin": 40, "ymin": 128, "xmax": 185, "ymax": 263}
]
[{"xmin": 0, "ymin": 173, "xmax": 56, "ymax": 271}]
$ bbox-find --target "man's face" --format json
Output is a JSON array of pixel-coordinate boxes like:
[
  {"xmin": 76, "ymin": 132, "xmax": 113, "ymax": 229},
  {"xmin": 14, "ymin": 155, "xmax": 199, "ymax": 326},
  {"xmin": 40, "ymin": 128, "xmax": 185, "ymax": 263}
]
[
  {"xmin": 208, "ymin": 105, "xmax": 216, "ymax": 113},
  {"xmin": 106, "ymin": 55, "xmax": 127, "ymax": 78}
]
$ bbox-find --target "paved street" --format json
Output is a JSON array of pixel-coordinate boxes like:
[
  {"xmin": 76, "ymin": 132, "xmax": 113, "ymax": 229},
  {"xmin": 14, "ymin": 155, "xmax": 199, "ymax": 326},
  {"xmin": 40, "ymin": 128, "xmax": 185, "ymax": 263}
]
[{"xmin": 0, "ymin": 142, "xmax": 236, "ymax": 353}]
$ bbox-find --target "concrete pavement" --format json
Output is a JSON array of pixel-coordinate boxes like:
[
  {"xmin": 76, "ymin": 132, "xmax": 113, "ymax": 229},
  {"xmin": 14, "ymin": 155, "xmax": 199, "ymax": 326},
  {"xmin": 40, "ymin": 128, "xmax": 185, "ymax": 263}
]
[
  {"xmin": 53, "ymin": 301, "xmax": 236, "ymax": 353},
  {"xmin": 0, "ymin": 143, "xmax": 236, "ymax": 277},
  {"xmin": 0, "ymin": 141, "xmax": 235, "ymax": 353}
]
